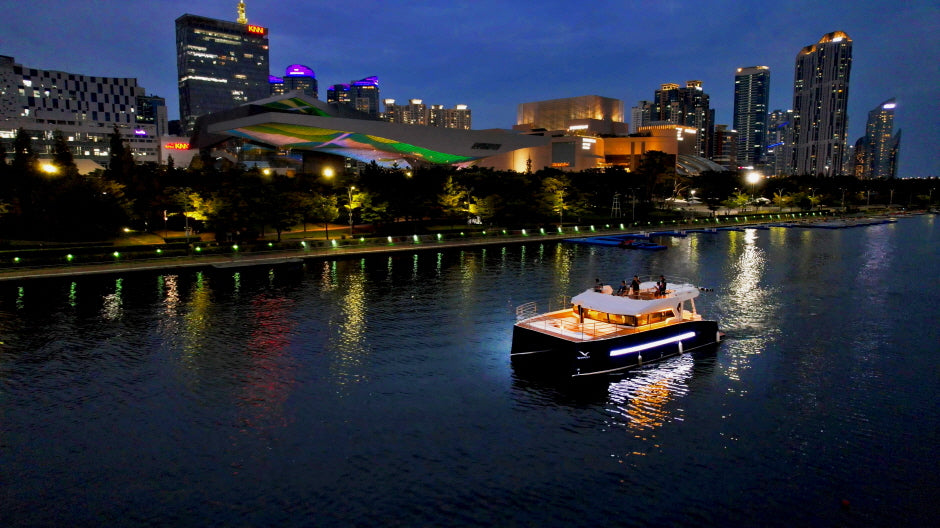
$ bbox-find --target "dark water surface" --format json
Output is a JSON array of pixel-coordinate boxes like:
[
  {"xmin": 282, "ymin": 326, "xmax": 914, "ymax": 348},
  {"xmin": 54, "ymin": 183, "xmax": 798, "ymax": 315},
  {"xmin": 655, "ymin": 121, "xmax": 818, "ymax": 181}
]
[{"xmin": 1, "ymin": 216, "xmax": 938, "ymax": 527}]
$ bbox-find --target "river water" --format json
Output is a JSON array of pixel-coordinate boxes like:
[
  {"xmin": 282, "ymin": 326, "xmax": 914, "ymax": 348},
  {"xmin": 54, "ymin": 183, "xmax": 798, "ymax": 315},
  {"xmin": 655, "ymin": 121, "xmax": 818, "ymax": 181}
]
[{"xmin": 1, "ymin": 215, "xmax": 937, "ymax": 527}]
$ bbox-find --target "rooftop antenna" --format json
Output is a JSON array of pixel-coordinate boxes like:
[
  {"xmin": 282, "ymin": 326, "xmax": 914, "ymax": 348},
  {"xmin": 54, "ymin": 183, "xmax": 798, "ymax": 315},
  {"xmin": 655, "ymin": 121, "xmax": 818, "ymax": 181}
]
[{"xmin": 237, "ymin": 1, "xmax": 248, "ymax": 24}]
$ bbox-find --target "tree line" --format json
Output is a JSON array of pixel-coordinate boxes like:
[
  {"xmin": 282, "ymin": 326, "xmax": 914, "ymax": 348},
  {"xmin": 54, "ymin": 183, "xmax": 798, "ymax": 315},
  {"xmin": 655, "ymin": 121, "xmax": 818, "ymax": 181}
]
[{"xmin": 0, "ymin": 127, "xmax": 934, "ymax": 243}]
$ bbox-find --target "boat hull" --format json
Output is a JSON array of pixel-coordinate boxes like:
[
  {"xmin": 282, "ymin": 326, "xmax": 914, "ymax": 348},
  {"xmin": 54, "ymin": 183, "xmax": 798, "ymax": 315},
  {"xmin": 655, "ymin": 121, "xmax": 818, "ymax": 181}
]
[{"xmin": 511, "ymin": 320, "xmax": 722, "ymax": 378}]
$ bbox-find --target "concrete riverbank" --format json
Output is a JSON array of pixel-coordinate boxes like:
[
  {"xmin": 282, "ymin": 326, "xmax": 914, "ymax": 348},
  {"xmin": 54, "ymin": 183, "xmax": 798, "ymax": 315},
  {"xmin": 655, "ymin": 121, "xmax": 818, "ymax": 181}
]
[{"xmin": 0, "ymin": 211, "xmax": 913, "ymax": 282}]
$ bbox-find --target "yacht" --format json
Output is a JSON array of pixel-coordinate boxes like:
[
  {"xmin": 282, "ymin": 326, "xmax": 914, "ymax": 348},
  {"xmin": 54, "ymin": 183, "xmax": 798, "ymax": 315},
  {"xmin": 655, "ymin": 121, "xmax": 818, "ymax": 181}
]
[{"xmin": 511, "ymin": 276, "xmax": 723, "ymax": 378}]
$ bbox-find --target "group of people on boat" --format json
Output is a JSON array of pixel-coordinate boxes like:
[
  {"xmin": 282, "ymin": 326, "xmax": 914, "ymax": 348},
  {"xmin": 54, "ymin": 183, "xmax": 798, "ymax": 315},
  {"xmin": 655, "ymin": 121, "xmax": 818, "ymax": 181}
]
[{"xmin": 597, "ymin": 275, "xmax": 668, "ymax": 298}]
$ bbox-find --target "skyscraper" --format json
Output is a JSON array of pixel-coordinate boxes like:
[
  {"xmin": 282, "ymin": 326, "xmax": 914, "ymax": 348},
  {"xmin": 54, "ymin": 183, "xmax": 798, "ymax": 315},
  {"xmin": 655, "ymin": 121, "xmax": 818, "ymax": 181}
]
[
  {"xmin": 327, "ymin": 77, "xmax": 380, "ymax": 118},
  {"xmin": 854, "ymin": 99, "xmax": 900, "ymax": 179},
  {"xmin": 652, "ymin": 81, "xmax": 713, "ymax": 158},
  {"xmin": 765, "ymin": 109, "xmax": 794, "ymax": 177},
  {"xmin": 176, "ymin": 2, "xmax": 270, "ymax": 134},
  {"xmin": 733, "ymin": 66, "xmax": 770, "ymax": 169},
  {"xmin": 269, "ymin": 64, "xmax": 318, "ymax": 98},
  {"xmin": 791, "ymin": 31, "xmax": 852, "ymax": 176}
]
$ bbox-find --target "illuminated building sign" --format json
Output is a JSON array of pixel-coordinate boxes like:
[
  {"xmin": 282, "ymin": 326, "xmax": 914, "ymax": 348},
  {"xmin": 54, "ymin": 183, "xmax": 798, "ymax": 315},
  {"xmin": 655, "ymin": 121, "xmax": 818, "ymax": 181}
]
[
  {"xmin": 550, "ymin": 162, "xmax": 570, "ymax": 168},
  {"xmin": 165, "ymin": 142, "xmax": 191, "ymax": 150},
  {"xmin": 247, "ymin": 25, "xmax": 267, "ymax": 36}
]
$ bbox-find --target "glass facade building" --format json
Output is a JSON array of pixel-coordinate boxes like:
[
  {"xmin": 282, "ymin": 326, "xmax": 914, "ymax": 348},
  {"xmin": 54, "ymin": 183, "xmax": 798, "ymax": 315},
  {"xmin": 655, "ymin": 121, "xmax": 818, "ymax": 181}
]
[
  {"xmin": 791, "ymin": 31, "xmax": 852, "ymax": 176},
  {"xmin": 853, "ymin": 99, "xmax": 900, "ymax": 179},
  {"xmin": 732, "ymin": 66, "xmax": 770, "ymax": 169},
  {"xmin": 176, "ymin": 13, "xmax": 270, "ymax": 134}
]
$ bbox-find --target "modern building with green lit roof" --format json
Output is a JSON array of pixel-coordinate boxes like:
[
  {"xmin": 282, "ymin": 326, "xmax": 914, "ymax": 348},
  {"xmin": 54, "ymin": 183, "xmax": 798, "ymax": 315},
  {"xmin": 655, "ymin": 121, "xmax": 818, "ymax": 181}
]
[{"xmin": 191, "ymin": 93, "xmax": 548, "ymax": 171}]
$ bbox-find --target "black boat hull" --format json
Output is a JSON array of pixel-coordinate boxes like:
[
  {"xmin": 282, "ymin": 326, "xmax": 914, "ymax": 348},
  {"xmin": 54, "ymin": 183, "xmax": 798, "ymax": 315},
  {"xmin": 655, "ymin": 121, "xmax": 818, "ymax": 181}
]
[{"xmin": 511, "ymin": 320, "xmax": 722, "ymax": 378}]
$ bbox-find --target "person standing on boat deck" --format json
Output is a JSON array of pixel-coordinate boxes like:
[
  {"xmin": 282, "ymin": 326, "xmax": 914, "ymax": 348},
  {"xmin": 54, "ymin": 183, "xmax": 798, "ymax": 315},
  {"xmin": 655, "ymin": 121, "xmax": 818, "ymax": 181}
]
[
  {"xmin": 617, "ymin": 281, "xmax": 628, "ymax": 296},
  {"xmin": 630, "ymin": 275, "xmax": 641, "ymax": 297},
  {"xmin": 657, "ymin": 275, "xmax": 667, "ymax": 297}
]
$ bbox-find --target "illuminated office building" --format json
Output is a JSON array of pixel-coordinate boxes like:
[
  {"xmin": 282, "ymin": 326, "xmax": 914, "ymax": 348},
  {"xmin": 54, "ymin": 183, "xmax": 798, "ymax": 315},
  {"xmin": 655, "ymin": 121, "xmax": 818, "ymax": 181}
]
[
  {"xmin": 269, "ymin": 64, "xmax": 317, "ymax": 98},
  {"xmin": 176, "ymin": 2, "xmax": 270, "ymax": 134},
  {"xmin": 0, "ymin": 55, "xmax": 165, "ymax": 163},
  {"xmin": 791, "ymin": 31, "xmax": 852, "ymax": 176},
  {"xmin": 733, "ymin": 66, "xmax": 770, "ymax": 168},
  {"xmin": 853, "ymin": 98, "xmax": 900, "ymax": 179}
]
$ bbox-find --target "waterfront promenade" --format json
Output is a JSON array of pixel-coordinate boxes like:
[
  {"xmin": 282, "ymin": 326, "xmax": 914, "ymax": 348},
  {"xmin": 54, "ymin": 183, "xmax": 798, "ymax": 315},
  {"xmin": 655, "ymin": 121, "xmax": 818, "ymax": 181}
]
[{"xmin": 0, "ymin": 211, "xmax": 909, "ymax": 282}]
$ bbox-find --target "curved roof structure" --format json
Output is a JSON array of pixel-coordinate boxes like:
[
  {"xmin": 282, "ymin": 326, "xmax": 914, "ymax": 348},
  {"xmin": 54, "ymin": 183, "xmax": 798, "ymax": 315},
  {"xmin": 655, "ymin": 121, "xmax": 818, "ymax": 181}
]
[
  {"xmin": 676, "ymin": 154, "xmax": 728, "ymax": 176},
  {"xmin": 194, "ymin": 94, "xmax": 547, "ymax": 168}
]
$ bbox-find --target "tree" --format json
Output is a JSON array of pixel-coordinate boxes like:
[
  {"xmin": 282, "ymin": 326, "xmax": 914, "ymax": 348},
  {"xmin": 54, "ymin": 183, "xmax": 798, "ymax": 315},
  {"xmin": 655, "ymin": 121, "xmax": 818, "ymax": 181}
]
[
  {"xmin": 542, "ymin": 175, "xmax": 569, "ymax": 224},
  {"xmin": 106, "ymin": 125, "xmax": 134, "ymax": 186},
  {"xmin": 438, "ymin": 175, "xmax": 470, "ymax": 223},
  {"xmin": 307, "ymin": 193, "xmax": 339, "ymax": 240},
  {"xmin": 51, "ymin": 130, "xmax": 78, "ymax": 178}
]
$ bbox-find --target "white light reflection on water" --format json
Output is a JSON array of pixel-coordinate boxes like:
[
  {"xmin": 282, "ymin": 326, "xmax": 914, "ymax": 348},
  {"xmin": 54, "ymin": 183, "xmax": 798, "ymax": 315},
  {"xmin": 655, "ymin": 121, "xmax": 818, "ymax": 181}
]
[
  {"xmin": 101, "ymin": 278, "xmax": 123, "ymax": 320},
  {"xmin": 718, "ymin": 229, "xmax": 775, "ymax": 383}
]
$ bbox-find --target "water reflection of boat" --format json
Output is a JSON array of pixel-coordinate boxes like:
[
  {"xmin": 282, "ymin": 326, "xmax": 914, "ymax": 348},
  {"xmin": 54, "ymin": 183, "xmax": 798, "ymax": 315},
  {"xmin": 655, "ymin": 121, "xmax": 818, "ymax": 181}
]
[{"xmin": 511, "ymin": 276, "xmax": 723, "ymax": 378}]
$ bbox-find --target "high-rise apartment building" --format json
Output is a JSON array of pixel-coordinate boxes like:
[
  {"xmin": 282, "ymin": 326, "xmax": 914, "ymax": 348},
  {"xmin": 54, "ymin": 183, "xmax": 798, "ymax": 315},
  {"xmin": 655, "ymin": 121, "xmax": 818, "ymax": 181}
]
[
  {"xmin": 853, "ymin": 99, "xmax": 900, "ymax": 179},
  {"xmin": 791, "ymin": 31, "xmax": 852, "ymax": 176},
  {"xmin": 430, "ymin": 104, "xmax": 471, "ymax": 130},
  {"xmin": 652, "ymin": 81, "xmax": 713, "ymax": 158},
  {"xmin": 382, "ymin": 99, "xmax": 472, "ymax": 130},
  {"xmin": 733, "ymin": 66, "xmax": 770, "ymax": 169},
  {"xmin": 0, "ymin": 55, "xmax": 166, "ymax": 163},
  {"xmin": 327, "ymin": 76, "xmax": 380, "ymax": 118},
  {"xmin": 270, "ymin": 64, "xmax": 318, "ymax": 98},
  {"xmin": 765, "ymin": 109, "xmax": 793, "ymax": 176},
  {"xmin": 176, "ymin": 2, "xmax": 270, "ymax": 134},
  {"xmin": 383, "ymin": 99, "xmax": 428, "ymax": 125}
]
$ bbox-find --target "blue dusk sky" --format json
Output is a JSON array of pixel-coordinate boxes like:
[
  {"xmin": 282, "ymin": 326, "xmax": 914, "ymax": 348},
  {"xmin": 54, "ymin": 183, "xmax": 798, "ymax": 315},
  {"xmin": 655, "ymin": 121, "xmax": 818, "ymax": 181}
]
[{"xmin": 2, "ymin": 0, "xmax": 937, "ymax": 177}]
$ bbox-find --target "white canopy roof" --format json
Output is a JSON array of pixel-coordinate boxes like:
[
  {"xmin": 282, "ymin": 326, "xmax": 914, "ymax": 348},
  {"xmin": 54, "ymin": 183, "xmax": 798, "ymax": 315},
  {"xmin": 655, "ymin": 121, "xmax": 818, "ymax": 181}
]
[{"xmin": 571, "ymin": 282, "xmax": 699, "ymax": 316}]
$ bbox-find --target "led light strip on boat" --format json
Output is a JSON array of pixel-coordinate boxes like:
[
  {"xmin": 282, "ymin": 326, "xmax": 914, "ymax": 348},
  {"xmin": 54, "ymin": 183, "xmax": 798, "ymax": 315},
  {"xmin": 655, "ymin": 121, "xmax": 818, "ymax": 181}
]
[{"xmin": 609, "ymin": 331, "xmax": 696, "ymax": 357}]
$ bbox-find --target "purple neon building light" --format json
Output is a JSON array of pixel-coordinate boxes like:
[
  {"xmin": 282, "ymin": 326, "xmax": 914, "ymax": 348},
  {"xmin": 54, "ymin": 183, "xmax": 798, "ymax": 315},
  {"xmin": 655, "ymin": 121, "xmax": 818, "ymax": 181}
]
[{"xmin": 285, "ymin": 64, "xmax": 315, "ymax": 77}]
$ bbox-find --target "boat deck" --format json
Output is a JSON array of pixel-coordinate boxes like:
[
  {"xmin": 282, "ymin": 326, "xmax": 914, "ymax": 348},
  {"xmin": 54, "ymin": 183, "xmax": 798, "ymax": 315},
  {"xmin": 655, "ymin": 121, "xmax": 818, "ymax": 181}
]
[{"xmin": 518, "ymin": 310, "xmax": 698, "ymax": 342}]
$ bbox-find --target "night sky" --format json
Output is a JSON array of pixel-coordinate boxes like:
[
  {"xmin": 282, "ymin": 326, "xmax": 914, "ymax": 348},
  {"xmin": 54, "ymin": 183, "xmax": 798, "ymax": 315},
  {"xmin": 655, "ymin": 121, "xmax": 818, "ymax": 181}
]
[{"xmin": 3, "ymin": 0, "xmax": 937, "ymax": 178}]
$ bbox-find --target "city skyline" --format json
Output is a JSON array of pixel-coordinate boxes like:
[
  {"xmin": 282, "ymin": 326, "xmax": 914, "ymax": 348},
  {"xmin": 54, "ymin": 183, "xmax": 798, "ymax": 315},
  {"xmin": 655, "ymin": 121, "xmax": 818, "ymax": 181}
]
[{"xmin": 1, "ymin": 0, "xmax": 937, "ymax": 177}]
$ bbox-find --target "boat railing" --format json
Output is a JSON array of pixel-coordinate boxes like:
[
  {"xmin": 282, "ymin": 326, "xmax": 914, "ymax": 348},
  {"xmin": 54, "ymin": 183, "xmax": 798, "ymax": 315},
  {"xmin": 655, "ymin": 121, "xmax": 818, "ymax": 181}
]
[
  {"xmin": 516, "ymin": 295, "xmax": 571, "ymax": 321},
  {"xmin": 515, "ymin": 302, "xmax": 539, "ymax": 321}
]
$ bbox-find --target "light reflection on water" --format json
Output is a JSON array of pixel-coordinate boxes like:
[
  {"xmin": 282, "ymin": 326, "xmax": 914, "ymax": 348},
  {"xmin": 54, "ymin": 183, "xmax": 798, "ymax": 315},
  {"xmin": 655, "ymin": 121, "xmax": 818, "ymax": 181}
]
[{"xmin": 0, "ymin": 217, "xmax": 936, "ymax": 527}]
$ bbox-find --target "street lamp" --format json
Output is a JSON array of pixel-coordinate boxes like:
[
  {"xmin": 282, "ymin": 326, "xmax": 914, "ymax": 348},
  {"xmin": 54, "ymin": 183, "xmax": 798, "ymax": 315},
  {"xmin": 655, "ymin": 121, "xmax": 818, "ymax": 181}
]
[
  {"xmin": 321, "ymin": 167, "xmax": 337, "ymax": 240},
  {"xmin": 746, "ymin": 172, "xmax": 761, "ymax": 211},
  {"xmin": 347, "ymin": 186, "xmax": 356, "ymax": 236}
]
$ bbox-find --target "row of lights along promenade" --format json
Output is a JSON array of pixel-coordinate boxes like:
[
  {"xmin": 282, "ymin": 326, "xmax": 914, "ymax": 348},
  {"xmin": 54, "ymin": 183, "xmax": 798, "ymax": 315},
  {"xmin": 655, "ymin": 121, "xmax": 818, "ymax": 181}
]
[{"xmin": 0, "ymin": 210, "xmax": 902, "ymax": 282}]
